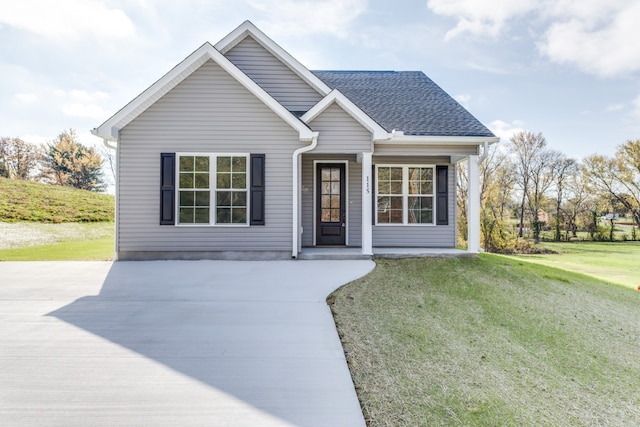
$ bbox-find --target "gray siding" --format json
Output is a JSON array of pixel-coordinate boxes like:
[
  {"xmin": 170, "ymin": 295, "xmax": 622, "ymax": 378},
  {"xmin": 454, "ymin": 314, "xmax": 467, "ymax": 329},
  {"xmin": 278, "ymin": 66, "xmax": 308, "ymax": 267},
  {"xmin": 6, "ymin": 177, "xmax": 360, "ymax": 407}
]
[
  {"xmin": 117, "ymin": 60, "xmax": 300, "ymax": 254},
  {"xmin": 308, "ymin": 103, "xmax": 373, "ymax": 153},
  {"xmin": 224, "ymin": 36, "xmax": 322, "ymax": 112},
  {"xmin": 301, "ymin": 154, "xmax": 362, "ymax": 247},
  {"xmin": 372, "ymin": 156, "xmax": 456, "ymax": 248},
  {"xmin": 374, "ymin": 144, "xmax": 478, "ymax": 157}
]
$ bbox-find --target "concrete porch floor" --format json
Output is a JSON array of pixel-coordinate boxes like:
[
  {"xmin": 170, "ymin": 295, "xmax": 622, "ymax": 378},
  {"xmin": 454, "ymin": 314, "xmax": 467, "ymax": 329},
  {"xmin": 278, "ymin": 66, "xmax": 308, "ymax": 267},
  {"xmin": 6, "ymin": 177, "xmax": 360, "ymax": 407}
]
[{"xmin": 298, "ymin": 247, "xmax": 472, "ymax": 260}]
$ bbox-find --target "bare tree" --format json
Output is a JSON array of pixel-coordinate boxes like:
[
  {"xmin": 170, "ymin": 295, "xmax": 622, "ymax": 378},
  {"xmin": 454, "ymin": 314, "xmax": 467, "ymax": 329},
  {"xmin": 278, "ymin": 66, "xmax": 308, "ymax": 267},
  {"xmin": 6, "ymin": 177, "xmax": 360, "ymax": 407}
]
[
  {"xmin": 527, "ymin": 149, "xmax": 562, "ymax": 242},
  {"xmin": 553, "ymin": 157, "xmax": 579, "ymax": 240},
  {"xmin": 509, "ymin": 131, "xmax": 548, "ymax": 238},
  {"xmin": 0, "ymin": 137, "xmax": 39, "ymax": 180}
]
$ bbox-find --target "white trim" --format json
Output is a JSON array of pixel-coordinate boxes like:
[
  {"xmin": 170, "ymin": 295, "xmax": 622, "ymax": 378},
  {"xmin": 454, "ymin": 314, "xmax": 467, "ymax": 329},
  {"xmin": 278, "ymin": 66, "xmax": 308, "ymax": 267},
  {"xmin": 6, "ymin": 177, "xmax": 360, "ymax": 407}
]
[
  {"xmin": 312, "ymin": 160, "xmax": 349, "ymax": 247},
  {"xmin": 467, "ymin": 155, "xmax": 481, "ymax": 254},
  {"xmin": 361, "ymin": 152, "xmax": 373, "ymax": 255},
  {"xmin": 215, "ymin": 20, "xmax": 331, "ymax": 96},
  {"xmin": 292, "ymin": 133, "xmax": 319, "ymax": 258},
  {"xmin": 374, "ymin": 164, "xmax": 436, "ymax": 226},
  {"xmin": 175, "ymin": 153, "xmax": 250, "ymax": 226},
  {"xmin": 91, "ymin": 42, "xmax": 315, "ymax": 142},
  {"xmin": 377, "ymin": 135, "xmax": 500, "ymax": 145},
  {"xmin": 302, "ymin": 90, "xmax": 389, "ymax": 142}
]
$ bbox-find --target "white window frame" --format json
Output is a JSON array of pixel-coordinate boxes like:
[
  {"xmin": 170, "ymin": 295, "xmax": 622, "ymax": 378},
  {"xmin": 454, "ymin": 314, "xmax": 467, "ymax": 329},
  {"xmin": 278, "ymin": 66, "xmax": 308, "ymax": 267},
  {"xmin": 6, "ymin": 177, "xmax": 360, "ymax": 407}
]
[
  {"xmin": 375, "ymin": 164, "xmax": 436, "ymax": 226},
  {"xmin": 176, "ymin": 153, "xmax": 250, "ymax": 227}
]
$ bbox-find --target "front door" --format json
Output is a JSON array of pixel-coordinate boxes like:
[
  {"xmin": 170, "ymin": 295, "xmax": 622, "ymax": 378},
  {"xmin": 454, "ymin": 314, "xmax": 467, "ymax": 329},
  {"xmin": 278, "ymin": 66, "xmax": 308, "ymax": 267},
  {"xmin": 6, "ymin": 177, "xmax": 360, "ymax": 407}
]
[{"xmin": 316, "ymin": 163, "xmax": 346, "ymax": 245}]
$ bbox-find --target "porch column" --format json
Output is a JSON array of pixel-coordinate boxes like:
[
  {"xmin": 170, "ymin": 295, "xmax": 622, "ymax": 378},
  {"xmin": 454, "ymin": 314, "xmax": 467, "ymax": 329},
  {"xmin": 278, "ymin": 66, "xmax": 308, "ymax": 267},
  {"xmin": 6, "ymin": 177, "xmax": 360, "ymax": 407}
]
[
  {"xmin": 361, "ymin": 152, "xmax": 373, "ymax": 255},
  {"xmin": 467, "ymin": 154, "xmax": 480, "ymax": 254}
]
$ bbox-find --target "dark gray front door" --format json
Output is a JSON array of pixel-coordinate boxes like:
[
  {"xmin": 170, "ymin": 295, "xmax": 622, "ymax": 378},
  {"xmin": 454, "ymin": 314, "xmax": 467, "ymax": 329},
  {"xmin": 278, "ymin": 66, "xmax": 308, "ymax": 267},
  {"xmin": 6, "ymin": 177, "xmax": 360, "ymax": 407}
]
[{"xmin": 316, "ymin": 163, "xmax": 346, "ymax": 246}]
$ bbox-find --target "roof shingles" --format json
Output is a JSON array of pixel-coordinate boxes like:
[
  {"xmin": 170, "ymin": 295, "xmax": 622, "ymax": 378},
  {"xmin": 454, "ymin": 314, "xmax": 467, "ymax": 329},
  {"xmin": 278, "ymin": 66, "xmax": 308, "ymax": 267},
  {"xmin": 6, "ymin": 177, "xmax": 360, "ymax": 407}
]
[{"xmin": 312, "ymin": 71, "xmax": 495, "ymax": 138}]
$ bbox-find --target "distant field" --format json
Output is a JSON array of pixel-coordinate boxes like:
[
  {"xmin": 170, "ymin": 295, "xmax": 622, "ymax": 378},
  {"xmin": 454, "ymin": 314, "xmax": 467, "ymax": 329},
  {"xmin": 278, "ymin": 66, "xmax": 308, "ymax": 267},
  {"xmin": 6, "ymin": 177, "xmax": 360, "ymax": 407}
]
[{"xmin": 505, "ymin": 241, "xmax": 640, "ymax": 289}]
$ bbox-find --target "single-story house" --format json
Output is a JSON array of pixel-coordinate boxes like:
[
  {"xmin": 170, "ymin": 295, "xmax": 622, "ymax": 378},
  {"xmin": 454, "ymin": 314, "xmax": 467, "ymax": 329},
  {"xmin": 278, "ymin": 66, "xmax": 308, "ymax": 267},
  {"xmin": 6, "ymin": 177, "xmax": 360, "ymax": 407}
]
[{"xmin": 92, "ymin": 21, "xmax": 498, "ymax": 260}]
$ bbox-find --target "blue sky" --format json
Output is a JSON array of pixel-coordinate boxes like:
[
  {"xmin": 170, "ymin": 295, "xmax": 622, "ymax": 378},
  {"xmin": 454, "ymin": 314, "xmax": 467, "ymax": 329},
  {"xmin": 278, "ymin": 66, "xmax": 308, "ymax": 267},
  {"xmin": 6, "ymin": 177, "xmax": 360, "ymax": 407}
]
[{"xmin": 1, "ymin": 0, "xmax": 639, "ymax": 159}]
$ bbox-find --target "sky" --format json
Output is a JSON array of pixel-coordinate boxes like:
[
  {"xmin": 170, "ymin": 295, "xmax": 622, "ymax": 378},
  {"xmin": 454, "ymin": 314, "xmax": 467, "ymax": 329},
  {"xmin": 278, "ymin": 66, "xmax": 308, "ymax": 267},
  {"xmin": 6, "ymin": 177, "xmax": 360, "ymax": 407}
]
[{"xmin": 1, "ymin": 0, "xmax": 639, "ymax": 161}]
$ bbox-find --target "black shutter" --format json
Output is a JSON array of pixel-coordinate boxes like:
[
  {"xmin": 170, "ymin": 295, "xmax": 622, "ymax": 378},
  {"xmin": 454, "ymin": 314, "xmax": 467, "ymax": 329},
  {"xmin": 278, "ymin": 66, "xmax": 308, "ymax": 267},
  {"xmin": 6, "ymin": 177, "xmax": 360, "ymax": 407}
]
[
  {"xmin": 250, "ymin": 154, "xmax": 265, "ymax": 225},
  {"xmin": 436, "ymin": 165, "xmax": 448, "ymax": 225},
  {"xmin": 160, "ymin": 153, "xmax": 175, "ymax": 225}
]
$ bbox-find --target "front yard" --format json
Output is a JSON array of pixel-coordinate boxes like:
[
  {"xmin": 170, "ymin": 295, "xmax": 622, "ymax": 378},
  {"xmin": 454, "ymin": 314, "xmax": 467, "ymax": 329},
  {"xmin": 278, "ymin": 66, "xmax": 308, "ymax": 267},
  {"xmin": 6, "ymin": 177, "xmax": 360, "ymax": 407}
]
[{"xmin": 330, "ymin": 255, "xmax": 640, "ymax": 426}]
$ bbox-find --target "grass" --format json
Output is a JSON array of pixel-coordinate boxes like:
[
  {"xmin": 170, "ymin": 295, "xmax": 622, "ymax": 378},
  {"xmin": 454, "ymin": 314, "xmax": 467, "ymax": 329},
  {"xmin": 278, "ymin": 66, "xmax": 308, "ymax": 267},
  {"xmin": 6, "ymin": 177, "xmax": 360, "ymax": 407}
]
[
  {"xmin": 330, "ymin": 255, "xmax": 640, "ymax": 426},
  {"xmin": 0, "ymin": 222, "xmax": 115, "ymax": 261},
  {"xmin": 0, "ymin": 177, "xmax": 114, "ymax": 222},
  {"xmin": 0, "ymin": 236, "xmax": 114, "ymax": 261},
  {"xmin": 506, "ymin": 241, "xmax": 640, "ymax": 290}
]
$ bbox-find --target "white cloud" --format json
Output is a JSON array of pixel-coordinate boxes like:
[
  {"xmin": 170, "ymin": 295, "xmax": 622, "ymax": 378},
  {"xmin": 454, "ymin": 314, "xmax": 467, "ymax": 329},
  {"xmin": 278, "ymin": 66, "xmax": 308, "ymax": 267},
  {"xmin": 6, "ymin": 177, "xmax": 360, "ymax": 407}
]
[
  {"xmin": 427, "ymin": 0, "xmax": 640, "ymax": 77},
  {"xmin": 454, "ymin": 94, "xmax": 471, "ymax": 108},
  {"xmin": 52, "ymin": 89, "xmax": 112, "ymax": 119},
  {"xmin": 488, "ymin": 119, "xmax": 525, "ymax": 142},
  {"xmin": 427, "ymin": 0, "xmax": 536, "ymax": 40},
  {"xmin": 538, "ymin": 2, "xmax": 640, "ymax": 77},
  {"xmin": 248, "ymin": 0, "xmax": 367, "ymax": 38},
  {"xmin": 14, "ymin": 93, "xmax": 39, "ymax": 105},
  {"xmin": 0, "ymin": 0, "xmax": 136, "ymax": 41},
  {"xmin": 606, "ymin": 104, "xmax": 625, "ymax": 112}
]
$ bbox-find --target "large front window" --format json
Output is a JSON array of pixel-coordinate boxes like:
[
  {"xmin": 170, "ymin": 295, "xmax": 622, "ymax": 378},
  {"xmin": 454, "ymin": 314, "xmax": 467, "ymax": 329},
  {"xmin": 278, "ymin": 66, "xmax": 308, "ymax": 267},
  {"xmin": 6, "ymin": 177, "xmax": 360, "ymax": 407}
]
[
  {"xmin": 376, "ymin": 165, "xmax": 435, "ymax": 225},
  {"xmin": 177, "ymin": 154, "xmax": 248, "ymax": 225}
]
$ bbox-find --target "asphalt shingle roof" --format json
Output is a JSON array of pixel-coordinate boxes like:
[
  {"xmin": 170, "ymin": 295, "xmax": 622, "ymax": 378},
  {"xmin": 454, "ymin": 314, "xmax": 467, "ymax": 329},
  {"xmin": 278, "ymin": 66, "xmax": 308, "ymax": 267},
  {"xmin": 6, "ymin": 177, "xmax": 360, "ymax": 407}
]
[{"xmin": 312, "ymin": 71, "xmax": 495, "ymax": 138}]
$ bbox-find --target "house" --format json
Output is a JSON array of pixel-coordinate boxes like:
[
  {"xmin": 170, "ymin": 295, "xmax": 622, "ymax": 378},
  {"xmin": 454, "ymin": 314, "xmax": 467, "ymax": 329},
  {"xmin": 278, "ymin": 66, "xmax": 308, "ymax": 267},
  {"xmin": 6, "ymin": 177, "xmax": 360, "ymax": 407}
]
[{"xmin": 91, "ymin": 21, "xmax": 498, "ymax": 260}]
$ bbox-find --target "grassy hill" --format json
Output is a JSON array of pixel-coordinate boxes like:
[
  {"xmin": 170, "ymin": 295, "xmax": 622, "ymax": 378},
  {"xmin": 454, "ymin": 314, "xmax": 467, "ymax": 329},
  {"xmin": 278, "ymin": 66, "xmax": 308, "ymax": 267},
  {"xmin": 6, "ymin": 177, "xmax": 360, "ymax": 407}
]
[{"xmin": 0, "ymin": 177, "xmax": 114, "ymax": 223}]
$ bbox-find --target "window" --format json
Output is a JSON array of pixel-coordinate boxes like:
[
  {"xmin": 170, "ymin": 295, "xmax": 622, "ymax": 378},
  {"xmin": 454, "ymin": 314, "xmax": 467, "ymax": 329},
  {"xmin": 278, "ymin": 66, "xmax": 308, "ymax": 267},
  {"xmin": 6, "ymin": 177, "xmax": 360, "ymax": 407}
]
[
  {"xmin": 177, "ymin": 154, "xmax": 248, "ymax": 225},
  {"xmin": 376, "ymin": 165, "xmax": 435, "ymax": 225}
]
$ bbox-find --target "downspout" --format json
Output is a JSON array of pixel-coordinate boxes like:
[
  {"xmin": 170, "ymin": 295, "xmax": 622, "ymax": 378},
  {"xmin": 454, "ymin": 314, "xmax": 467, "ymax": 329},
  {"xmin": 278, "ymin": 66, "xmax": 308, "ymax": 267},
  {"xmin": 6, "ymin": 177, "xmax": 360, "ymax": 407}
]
[
  {"xmin": 98, "ymin": 135, "xmax": 118, "ymax": 260},
  {"xmin": 292, "ymin": 133, "xmax": 319, "ymax": 258}
]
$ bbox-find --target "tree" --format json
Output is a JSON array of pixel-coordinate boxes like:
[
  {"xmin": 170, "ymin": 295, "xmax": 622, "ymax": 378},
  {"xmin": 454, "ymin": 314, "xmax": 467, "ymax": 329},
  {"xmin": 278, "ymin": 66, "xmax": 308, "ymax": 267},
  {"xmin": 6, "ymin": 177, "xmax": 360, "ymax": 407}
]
[
  {"xmin": 0, "ymin": 137, "xmax": 39, "ymax": 180},
  {"xmin": 552, "ymin": 157, "xmax": 578, "ymax": 241},
  {"xmin": 583, "ymin": 139, "xmax": 640, "ymax": 229},
  {"xmin": 509, "ymin": 131, "xmax": 548, "ymax": 239},
  {"xmin": 41, "ymin": 129, "xmax": 106, "ymax": 191}
]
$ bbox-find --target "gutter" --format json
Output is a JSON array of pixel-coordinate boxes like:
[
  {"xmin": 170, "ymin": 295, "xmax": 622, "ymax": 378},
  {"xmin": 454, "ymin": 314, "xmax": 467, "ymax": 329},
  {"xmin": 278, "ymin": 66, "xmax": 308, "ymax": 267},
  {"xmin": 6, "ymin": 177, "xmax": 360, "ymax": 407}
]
[{"xmin": 291, "ymin": 133, "xmax": 319, "ymax": 258}]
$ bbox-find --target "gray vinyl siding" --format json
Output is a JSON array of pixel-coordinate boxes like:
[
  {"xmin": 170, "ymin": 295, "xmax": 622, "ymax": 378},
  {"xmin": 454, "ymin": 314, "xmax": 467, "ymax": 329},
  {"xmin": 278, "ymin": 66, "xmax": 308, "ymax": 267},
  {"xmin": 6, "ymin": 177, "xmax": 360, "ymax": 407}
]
[
  {"xmin": 374, "ymin": 144, "xmax": 479, "ymax": 157},
  {"xmin": 117, "ymin": 59, "xmax": 300, "ymax": 254},
  {"xmin": 301, "ymin": 154, "xmax": 362, "ymax": 247},
  {"xmin": 308, "ymin": 103, "xmax": 373, "ymax": 153},
  {"xmin": 372, "ymin": 156, "xmax": 456, "ymax": 248},
  {"xmin": 224, "ymin": 36, "xmax": 322, "ymax": 112}
]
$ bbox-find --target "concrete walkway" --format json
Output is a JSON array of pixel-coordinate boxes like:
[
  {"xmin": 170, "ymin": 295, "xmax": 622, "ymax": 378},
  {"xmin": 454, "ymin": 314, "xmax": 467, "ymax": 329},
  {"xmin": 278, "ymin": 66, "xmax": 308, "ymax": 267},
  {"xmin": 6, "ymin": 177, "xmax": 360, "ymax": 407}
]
[{"xmin": 0, "ymin": 260, "xmax": 375, "ymax": 426}]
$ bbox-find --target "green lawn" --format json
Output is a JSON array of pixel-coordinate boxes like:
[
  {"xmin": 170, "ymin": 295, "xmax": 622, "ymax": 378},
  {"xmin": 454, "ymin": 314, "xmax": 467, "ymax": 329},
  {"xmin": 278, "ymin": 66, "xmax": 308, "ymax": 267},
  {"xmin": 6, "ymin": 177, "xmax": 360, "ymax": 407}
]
[
  {"xmin": 0, "ymin": 222, "xmax": 114, "ymax": 261},
  {"xmin": 330, "ymin": 255, "xmax": 640, "ymax": 426},
  {"xmin": 506, "ymin": 241, "xmax": 640, "ymax": 289},
  {"xmin": 0, "ymin": 236, "xmax": 114, "ymax": 261}
]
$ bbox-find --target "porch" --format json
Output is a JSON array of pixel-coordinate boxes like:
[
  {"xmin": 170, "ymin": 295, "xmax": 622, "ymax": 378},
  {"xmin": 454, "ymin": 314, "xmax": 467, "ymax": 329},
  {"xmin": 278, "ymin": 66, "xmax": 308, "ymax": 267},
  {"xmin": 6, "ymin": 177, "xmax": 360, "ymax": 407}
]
[{"xmin": 298, "ymin": 247, "xmax": 472, "ymax": 260}]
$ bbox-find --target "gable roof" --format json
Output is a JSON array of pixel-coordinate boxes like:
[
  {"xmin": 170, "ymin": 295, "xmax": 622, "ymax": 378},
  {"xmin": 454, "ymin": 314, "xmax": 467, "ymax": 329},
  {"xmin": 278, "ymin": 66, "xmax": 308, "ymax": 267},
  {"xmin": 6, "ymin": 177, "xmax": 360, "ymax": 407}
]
[
  {"xmin": 215, "ymin": 20, "xmax": 331, "ymax": 97},
  {"xmin": 312, "ymin": 71, "xmax": 496, "ymax": 138},
  {"xmin": 92, "ymin": 42, "xmax": 315, "ymax": 142}
]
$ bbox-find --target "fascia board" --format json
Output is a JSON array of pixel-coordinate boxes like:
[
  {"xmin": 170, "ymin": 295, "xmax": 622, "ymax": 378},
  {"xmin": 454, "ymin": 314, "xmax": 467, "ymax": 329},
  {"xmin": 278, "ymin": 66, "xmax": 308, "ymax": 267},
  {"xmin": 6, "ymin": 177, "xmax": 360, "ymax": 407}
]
[
  {"xmin": 302, "ymin": 89, "xmax": 390, "ymax": 141},
  {"xmin": 93, "ymin": 41, "xmax": 314, "ymax": 141},
  {"xmin": 377, "ymin": 135, "xmax": 500, "ymax": 145},
  {"xmin": 215, "ymin": 20, "xmax": 331, "ymax": 96}
]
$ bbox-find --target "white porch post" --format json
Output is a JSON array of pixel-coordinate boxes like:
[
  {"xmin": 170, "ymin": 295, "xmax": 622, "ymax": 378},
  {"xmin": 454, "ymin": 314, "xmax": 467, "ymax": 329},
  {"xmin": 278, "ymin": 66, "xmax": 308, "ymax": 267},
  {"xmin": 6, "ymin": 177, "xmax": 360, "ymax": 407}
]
[
  {"xmin": 467, "ymin": 154, "xmax": 480, "ymax": 254},
  {"xmin": 361, "ymin": 152, "xmax": 373, "ymax": 255}
]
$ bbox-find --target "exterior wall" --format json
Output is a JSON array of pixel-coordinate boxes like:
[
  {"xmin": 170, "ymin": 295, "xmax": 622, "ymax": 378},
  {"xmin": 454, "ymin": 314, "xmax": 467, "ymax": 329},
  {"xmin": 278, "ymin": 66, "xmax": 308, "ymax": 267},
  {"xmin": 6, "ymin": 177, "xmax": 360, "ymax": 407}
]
[
  {"xmin": 371, "ymin": 155, "xmax": 456, "ymax": 247},
  {"xmin": 117, "ymin": 59, "xmax": 300, "ymax": 256},
  {"xmin": 224, "ymin": 36, "xmax": 322, "ymax": 113},
  {"xmin": 301, "ymin": 154, "xmax": 362, "ymax": 247},
  {"xmin": 308, "ymin": 103, "xmax": 373, "ymax": 153}
]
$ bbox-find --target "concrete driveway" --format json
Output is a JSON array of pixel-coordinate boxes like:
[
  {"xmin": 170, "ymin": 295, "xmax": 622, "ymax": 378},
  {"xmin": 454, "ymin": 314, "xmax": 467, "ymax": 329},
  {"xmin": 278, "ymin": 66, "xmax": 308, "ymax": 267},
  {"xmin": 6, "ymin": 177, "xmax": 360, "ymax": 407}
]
[{"xmin": 0, "ymin": 260, "xmax": 375, "ymax": 426}]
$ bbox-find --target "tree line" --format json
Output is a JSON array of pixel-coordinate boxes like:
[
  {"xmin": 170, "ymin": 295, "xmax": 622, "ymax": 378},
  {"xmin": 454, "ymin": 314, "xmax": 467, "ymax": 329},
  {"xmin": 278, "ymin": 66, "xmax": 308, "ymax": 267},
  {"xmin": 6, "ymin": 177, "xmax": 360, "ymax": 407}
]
[
  {"xmin": 458, "ymin": 131, "xmax": 640, "ymax": 252},
  {"xmin": 0, "ymin": 129, "xmax": 106, "ymax": 192}
]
